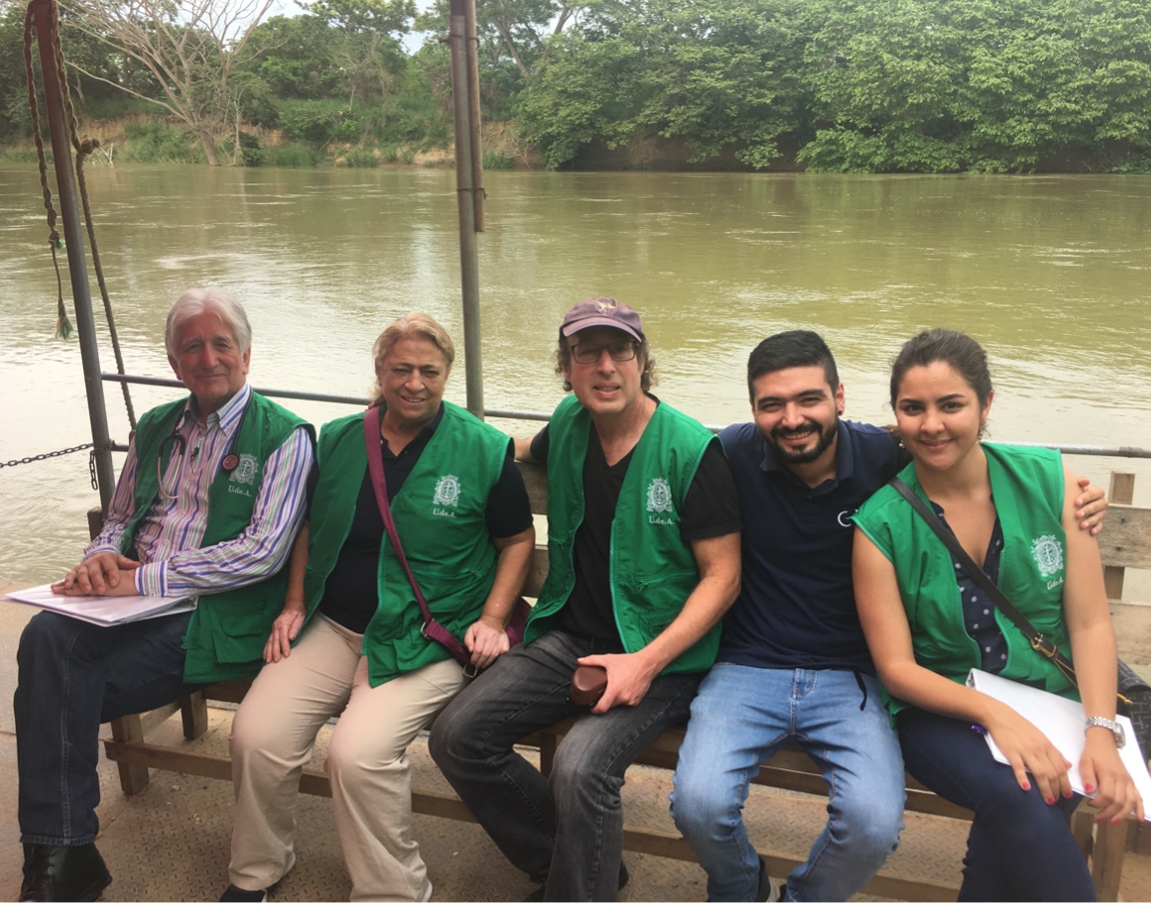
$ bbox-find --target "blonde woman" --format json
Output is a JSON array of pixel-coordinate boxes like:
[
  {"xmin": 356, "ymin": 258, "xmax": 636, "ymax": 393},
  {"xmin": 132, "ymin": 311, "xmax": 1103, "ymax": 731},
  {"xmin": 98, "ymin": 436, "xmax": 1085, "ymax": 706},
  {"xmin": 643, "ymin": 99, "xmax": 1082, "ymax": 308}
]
[{"xmin": 221, "ymin": 313, "xmax": 534, "ymax": 902}]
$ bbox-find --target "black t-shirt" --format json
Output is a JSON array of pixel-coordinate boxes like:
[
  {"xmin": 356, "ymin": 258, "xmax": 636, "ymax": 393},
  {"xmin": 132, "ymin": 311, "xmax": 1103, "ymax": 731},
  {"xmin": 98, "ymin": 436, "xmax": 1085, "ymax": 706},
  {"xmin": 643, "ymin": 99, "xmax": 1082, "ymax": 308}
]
[
  {"xmin": 529, "ymin": 406, "xmax": 741, "ymax": 648},
  {"xmin": 310, "ymin": 406, "xmax": 533, "ymax": 633}
]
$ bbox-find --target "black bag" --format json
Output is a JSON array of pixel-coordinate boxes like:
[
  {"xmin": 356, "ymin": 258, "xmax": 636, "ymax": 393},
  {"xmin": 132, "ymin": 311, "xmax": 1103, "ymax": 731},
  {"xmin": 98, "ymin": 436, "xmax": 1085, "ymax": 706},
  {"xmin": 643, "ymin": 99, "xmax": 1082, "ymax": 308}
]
[{"xmin": 1118, "ymin": 662, "xmax": 1151, "ymax": 763}]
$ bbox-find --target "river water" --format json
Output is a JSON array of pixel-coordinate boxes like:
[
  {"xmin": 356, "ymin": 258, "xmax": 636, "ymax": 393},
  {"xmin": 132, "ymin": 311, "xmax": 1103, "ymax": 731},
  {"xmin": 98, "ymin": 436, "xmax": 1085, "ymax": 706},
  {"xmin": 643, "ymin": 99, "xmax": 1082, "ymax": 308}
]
[{"xmin": 1, "ymin": 165, "xmax": 1149, "ymax": 591}]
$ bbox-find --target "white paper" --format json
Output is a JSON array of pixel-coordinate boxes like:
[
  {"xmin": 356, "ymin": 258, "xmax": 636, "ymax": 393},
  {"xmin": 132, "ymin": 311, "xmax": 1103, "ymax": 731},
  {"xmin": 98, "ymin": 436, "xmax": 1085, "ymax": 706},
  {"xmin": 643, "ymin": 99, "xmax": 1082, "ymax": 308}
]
[
  {"xmin": 5, "ymin": 583, "xmax": 195, "ymax": 627},
  {"xmin": 968, "ymin": 668, "xmax": 1151, "ymax": 819}
]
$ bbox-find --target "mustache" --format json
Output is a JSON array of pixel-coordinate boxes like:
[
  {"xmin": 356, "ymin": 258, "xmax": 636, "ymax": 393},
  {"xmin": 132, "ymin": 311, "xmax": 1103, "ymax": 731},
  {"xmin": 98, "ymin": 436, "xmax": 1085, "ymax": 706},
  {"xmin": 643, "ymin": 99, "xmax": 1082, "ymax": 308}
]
[{"xmin": 771, "ymin": 422, "xmax": 821, "ymax": 440}]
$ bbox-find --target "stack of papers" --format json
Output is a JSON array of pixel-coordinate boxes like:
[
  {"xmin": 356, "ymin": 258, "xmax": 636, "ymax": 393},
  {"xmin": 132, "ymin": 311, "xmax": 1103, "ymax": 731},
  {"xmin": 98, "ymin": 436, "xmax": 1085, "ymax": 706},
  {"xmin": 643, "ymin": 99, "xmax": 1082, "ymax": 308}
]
[
  {"xmin": 968, "ymin": 668, "xmax": 1151, "ymax": 818},
  {"xmin": 5, "ymin": 584, "xmax": 195, "ymax": 627}
]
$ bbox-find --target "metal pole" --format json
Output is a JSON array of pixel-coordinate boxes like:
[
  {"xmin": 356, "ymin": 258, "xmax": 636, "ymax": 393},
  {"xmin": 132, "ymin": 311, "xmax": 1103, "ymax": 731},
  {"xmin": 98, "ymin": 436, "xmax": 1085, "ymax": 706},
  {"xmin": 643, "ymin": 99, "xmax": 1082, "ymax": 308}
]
[
  {"xmin": 30, "ymin": 0, "xmax": 115, "ymax": 512},
  {"xmin": 449, "ymin": 0, "xmax": 484, "ymax": 418},
  {"xmin": 464, "ymin": 0, "xmax": 485, "ymax": 232}
]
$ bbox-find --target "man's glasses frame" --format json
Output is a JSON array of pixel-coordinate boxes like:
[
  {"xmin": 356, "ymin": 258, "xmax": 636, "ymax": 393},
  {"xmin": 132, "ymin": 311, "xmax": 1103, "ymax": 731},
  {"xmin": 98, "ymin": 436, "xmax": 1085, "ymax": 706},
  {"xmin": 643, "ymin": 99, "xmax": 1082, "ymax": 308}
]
[{"xmin": 569, "ymin": 340, "xmax": 638, "ymax": 365}]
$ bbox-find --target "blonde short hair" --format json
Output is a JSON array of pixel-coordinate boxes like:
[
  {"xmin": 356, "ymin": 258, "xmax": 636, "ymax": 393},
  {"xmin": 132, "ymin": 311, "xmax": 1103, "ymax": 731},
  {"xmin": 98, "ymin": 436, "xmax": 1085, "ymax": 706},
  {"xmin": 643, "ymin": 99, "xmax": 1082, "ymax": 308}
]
[{"xmin": 369, "ymin": 312, "xmax": 456, "ymax": 407}]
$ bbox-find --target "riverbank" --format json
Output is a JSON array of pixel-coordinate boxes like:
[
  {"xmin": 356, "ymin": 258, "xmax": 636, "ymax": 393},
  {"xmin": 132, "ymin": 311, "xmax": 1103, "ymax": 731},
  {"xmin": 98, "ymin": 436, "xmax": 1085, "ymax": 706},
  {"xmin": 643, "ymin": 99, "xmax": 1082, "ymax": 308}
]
[
  {"xmin": 5, "ymin": 116, "xmax": 1149, "ymax": 172},
  {"xmin": 0, "ymin": 115, "xmax": 533, "ymax": 170}
]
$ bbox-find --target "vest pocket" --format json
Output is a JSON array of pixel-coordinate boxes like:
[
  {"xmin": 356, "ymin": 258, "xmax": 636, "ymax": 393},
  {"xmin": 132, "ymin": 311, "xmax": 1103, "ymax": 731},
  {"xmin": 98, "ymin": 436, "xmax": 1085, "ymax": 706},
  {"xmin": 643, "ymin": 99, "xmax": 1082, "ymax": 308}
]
[
  {"xmin": 202, "ymin": 599, "xmax": 276, "ymax": 663},
  {"xmin": 213, "ymin": 629, "xmax": 267, "ymax": 664}
]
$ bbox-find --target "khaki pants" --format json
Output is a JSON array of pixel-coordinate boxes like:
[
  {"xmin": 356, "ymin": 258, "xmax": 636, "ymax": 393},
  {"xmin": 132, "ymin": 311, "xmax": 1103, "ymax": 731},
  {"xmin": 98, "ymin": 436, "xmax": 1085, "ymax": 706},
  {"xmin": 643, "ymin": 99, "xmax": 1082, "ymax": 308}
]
[{"xmin": 228, "ymin": 613, "xmax": 465, "ymax": 901}]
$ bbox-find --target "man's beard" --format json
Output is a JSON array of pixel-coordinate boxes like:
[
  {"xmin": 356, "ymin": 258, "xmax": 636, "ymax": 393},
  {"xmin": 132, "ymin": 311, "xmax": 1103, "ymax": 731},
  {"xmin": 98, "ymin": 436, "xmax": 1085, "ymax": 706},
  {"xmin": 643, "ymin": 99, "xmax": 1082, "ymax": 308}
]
[{"xmin": 769, "ymin": 418, "xmax": 837, "ymax": 464}]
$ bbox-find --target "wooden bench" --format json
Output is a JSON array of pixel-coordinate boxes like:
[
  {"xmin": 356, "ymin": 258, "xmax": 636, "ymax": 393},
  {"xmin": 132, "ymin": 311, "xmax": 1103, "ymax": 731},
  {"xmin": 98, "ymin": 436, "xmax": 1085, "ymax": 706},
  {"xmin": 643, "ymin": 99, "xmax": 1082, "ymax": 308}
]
[{"xmin": 100, "ymin": 465, "xmax": 1151, "ymax": 901}]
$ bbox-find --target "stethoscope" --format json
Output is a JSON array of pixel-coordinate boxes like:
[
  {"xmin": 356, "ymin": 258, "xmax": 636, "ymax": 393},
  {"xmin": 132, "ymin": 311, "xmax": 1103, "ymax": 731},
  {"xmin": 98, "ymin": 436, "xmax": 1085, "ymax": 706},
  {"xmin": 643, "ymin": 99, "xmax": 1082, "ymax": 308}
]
[{"xmin": 156, "ymin": 395, "xmax": 251, "ymax": 499}]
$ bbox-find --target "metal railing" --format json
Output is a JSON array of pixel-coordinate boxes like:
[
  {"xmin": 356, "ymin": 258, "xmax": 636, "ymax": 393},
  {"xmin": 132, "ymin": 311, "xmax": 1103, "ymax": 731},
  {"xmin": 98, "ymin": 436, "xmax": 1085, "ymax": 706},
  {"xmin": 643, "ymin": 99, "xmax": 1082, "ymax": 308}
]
[{"xmin": 101, "ymin": 373, "xmax": 1150, "ymax": 459}]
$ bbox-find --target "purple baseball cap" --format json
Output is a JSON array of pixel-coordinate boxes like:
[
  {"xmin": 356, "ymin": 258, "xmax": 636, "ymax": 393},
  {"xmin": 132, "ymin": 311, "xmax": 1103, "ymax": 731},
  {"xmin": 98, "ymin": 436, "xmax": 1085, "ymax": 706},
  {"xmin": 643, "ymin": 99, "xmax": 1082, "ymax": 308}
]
[{"xmin": 560, "ymin": 297, "xmax": 645, "ymax": 342}]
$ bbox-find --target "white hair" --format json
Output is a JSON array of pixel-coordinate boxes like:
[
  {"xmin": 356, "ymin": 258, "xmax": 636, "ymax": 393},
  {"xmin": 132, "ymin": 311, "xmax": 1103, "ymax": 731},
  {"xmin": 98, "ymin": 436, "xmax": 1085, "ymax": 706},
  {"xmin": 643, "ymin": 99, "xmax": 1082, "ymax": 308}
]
[{"xmin": 165, "ymin": 288, "xmax": 252, "ymax": 355}]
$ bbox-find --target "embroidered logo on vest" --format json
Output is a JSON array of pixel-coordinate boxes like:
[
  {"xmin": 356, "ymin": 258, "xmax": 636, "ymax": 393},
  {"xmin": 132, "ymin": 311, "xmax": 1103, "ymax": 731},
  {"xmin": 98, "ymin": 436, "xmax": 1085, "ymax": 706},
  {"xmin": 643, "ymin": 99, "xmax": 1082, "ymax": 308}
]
[
  {"xmin": 646, "ymin": 477, "xmax": 675, "ymax": 525},
  {"xmin": 230, "ymin": 453, "xmax": 258, "ymax": 485},
  {"xmin": 434, "ymin": 474, "xmax": 461, "ymax": 517},
  {"xmin": 1031, "ymin": 534, "xmax": 1064, "ymax": 578}
]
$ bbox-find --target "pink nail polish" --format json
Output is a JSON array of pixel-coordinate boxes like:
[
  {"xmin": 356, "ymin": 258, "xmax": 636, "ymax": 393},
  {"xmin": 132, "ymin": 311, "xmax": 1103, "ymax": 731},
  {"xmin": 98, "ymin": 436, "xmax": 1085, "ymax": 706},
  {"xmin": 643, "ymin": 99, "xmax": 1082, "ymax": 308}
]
[
  {"xmin": 1047, "ymin": 796, "xmax": 1056, "ymax": 804},
  {"xmin": 1022, "ymin": 782, "xmax": 1031, "ymax": 791},
  {"xmin": 1085, "ymin": 784, "xmax": 1095, "ymax": 793}
]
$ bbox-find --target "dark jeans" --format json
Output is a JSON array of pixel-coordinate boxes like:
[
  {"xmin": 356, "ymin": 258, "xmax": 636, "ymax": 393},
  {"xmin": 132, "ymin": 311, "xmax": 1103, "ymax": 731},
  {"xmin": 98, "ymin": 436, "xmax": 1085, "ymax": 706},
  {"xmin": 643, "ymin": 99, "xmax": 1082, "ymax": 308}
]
[
  {"xmin": 897, "ymin": 706, "xmax": 1095, "ymax": 902},
  {"xmin": 428, "ymin": 629, "xmax": 701, "ymax": 902},
  {"xmin": 15, "ymin": 610, "xmax": 205, "ymax": 845}
]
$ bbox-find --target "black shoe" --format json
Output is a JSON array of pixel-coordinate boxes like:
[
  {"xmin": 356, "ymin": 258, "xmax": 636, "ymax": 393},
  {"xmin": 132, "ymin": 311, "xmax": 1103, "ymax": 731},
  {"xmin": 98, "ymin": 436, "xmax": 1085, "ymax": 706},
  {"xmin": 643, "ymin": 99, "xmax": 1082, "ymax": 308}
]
[
  {"xmin": 524, "ymin": 860, "xmax": 630, "ymax": 901},
  {"xmin": 20, "ymin": 843, "xmax": 112, "ymax": 902},
  {"xmin": 756, "ymin": 855, "xmax": 781, "ymax": 903},
  {"xmin": 219, "ymin": 884, "xmax": 269, "ymax": 902}
]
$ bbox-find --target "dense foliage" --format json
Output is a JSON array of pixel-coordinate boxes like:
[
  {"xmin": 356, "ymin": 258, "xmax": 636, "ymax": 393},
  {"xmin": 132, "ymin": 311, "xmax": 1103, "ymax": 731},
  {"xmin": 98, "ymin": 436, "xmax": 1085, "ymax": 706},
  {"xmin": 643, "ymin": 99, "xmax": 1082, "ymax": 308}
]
[
  {"xmin": 1, "ymin": 0, "xmax": 1149, "ymax": 171},
  {"xmin": 797, "ymin": 0, "xmax": 1151, "ymax": 172}
]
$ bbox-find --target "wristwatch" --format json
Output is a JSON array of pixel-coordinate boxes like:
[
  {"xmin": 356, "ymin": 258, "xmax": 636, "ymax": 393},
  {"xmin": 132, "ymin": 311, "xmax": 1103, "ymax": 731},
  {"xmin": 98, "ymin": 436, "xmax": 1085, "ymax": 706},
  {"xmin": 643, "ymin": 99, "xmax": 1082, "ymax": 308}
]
[{"xmin": 1085, "ymin": 716, "xmax": 1126, "ymax": 749}]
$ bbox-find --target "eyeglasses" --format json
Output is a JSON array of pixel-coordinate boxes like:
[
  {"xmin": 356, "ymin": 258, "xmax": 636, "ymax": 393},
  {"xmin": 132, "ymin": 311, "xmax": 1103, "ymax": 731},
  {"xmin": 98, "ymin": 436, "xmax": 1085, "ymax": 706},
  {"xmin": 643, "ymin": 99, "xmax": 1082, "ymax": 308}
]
[{"xmin": 570, "ymin": 340, "xmax": 638, "ymax": 365}]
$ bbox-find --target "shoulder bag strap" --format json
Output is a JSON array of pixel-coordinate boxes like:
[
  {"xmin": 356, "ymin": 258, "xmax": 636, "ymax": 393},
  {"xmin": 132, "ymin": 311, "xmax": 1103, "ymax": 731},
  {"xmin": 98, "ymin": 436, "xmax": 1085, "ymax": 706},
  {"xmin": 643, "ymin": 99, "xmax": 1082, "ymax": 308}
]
[
  {"xmin": 363, "ymin": 408, "xmax": 470, "ymax": 666},
  {"xmin": 888, "ymin": 476, "xmax": 1078, "ymax": 687}
]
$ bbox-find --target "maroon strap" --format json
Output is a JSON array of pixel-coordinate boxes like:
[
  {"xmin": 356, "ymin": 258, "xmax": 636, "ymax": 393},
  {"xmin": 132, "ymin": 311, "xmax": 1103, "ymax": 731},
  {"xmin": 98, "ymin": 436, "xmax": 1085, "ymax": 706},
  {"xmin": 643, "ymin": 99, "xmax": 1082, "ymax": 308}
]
[{"xmin": 363, "ymin": 407, "xmax": 471, "ymax": 667}]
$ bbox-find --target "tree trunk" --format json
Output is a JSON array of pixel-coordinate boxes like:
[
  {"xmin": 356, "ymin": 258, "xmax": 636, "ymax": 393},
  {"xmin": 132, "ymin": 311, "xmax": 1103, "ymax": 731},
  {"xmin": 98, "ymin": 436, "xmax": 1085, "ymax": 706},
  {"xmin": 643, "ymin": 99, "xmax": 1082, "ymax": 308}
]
[
  {"xmin": 200, "ymin": 132, "xmax": 220, "ymax": 166},
  {"xmin": 494, "ymin": 21, "xmax": 531, "ymax": 79}
]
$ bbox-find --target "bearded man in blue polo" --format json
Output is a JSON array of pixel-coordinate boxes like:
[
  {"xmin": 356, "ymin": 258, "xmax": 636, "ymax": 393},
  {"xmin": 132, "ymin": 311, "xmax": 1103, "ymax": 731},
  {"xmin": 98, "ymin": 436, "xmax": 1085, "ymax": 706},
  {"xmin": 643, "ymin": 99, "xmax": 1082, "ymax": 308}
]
[
  {"xmin": 430, "ymin": 298, "xmax": 743, "ymax": 901},
  {"xmin": 670, "ymin": 330, "xmax": 1111, "ymax": 902},
  {"xmin": 15, "ymin": 289, "xmax": 314, "ymax": 902}
]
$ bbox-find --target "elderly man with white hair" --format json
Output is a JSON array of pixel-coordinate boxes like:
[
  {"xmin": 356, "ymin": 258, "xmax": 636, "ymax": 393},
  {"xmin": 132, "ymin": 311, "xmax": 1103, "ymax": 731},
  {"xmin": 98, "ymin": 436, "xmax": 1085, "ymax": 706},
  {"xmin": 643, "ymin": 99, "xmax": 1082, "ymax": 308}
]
[{"xmin": 15, "ymin": 289, "xmax": 314, "ymax": 903}]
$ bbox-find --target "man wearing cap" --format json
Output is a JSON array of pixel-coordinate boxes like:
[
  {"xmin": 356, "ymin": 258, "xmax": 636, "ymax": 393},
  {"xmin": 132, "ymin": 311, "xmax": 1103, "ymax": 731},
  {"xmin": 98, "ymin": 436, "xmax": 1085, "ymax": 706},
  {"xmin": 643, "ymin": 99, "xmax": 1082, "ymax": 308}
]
[{"xmin": 430, "ymin": 298, "xmax": 743, "ymax": 901}]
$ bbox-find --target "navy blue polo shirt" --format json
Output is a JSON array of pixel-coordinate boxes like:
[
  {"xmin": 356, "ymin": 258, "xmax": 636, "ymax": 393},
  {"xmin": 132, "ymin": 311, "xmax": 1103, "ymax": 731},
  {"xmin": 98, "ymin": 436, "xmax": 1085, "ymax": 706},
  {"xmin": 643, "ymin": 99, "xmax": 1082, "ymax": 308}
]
[{"xmin": 717, "ymin": 419, "xmax": 901, "ymax": 675}]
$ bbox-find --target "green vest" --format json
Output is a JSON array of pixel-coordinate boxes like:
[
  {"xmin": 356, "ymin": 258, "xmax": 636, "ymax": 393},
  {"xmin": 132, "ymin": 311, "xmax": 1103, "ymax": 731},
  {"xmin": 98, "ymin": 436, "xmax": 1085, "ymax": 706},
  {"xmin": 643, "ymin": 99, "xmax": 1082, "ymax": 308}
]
[
  {"xmin": 853, "ymin": 443, "xmax": 1075, "ymax": 715},
  {"xmin": 527, "ymin": 394, "xmax": 719, "ymax": 674},
  {"xmin": 303, "ymin": 403, "xmax": 512, "ymax": 686},
  {"xmin": 125, "ymin": 391, "xmax": 311, "ymax": 684}
]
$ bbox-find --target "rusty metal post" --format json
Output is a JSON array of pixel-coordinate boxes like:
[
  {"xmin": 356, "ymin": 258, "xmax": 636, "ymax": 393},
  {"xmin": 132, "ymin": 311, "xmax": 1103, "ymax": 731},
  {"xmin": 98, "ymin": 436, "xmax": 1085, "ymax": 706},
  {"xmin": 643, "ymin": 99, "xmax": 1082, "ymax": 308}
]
[
  {"xmin": 449, "ymin": 0, "xmax": 484, "ymax": 418},
  {"xmin": 464, "ymin": 0, "xmax": 485, "ymax": 232},
  {"xmin": 29, "ymin": 0, "xmax": 115, "ymax": 511}
]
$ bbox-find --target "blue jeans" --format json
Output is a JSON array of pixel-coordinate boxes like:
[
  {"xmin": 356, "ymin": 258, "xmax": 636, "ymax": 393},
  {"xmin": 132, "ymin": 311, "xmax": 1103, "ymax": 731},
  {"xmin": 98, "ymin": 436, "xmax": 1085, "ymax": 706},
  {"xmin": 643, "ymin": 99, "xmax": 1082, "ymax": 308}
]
[
  {"xmin": 14, "ymin": 610, "xmax": 204, "ymax": 845},
  {"xmin": 428, "ymin": 629, "xmax": 701, "ymax": 902},
  {"xmin": 897, "ymin": 706, "xmax": 1094, "ymax": 902},
  {"xmin": 671, "ymin": 664, "xmax": 905, "ymax": 902}
]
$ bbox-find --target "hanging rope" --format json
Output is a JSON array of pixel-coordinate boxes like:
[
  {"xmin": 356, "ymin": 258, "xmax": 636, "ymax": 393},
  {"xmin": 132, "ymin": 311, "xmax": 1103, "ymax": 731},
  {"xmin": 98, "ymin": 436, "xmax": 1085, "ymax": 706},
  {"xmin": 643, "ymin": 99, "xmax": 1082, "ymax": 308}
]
[
  {"xmin": 23, "ymin": 5, "xmax": 69, "ymax": 340},
  {"xmin": 23, "ymin": 0, "xmax": 137, "ymax": 430}
]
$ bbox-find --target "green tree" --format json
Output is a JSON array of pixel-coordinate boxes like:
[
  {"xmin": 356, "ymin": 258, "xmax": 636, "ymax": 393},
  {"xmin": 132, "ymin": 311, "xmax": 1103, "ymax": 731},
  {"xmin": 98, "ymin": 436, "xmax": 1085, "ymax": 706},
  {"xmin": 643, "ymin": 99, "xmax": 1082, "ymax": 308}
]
[
  {"xmin": 419, "ymin": 0, "xmax": 590, "ymax": 79},
  {"xmin": 60, "ymin": 0, "xmax": 279, "ymax": 165},
  {"xmin": 311, "ymin": 0, "xmax": 415, "ymax": 106},
  {"xmin": 516, "ymin": 0, "xmax": 807, "ymax": 168},
  {"xmin": 798, "ymin": 0, "xmax": 1151, "ymax": 172},
  {"xmin": 0, "ymin": 4, "xmax": 32, "ymax": 142},
  {"xmin": 239, "ymin": 14, "xmax": 343, "ymax": 101}
]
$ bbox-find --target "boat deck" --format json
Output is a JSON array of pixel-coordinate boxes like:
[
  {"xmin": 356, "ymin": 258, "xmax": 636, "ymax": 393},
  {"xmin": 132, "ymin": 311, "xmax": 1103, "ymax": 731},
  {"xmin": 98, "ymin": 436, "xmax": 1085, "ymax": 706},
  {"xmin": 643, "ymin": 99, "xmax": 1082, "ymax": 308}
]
[{"xmin": 3, "ymin": 587, "xmax": 1151, "ymax": 901}]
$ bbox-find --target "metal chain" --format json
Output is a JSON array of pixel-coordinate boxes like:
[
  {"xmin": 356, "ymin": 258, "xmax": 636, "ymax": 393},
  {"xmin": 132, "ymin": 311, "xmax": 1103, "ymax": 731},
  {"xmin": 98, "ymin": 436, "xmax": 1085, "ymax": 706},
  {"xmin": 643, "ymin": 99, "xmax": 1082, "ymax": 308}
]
[{"xmin": 0, "ymin": 442, "xmax": 94, "ymax": 469}]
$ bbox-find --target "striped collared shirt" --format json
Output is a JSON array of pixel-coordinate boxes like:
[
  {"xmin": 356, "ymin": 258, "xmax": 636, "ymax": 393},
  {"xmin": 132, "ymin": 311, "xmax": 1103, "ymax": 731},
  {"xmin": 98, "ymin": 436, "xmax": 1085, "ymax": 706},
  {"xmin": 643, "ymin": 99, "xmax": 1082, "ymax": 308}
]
[{"xmin": 87, "ymin": 383, "xmax": 314, "ymax": 597}]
